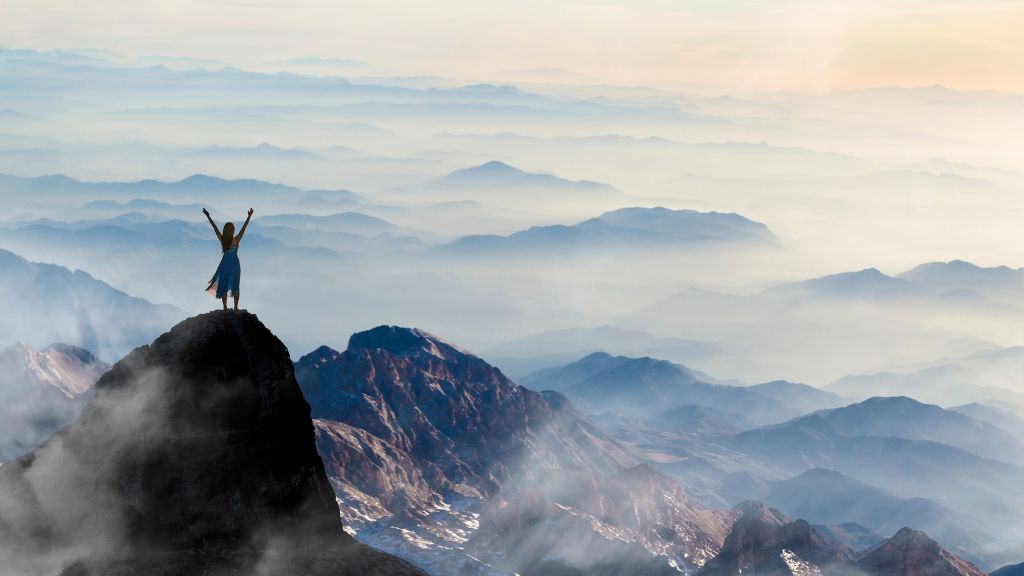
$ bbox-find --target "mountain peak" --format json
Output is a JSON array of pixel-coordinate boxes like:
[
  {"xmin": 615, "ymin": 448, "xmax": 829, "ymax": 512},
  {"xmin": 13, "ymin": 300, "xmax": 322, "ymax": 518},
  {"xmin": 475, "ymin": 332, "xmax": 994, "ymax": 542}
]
[
  {"xmin": 0, "ymin": 311, "xmax": 424, "ymax": 575},
  {"xmin": 476, "ymin": 159, "xmax": 520, "ymax": 172},
  {"xmin": 179, "ymin": 173, "xmax": 226, "ymax": 184},
  {"xmin": 890, "ymin": 526, "xmax": 934, "ymax": 544},
  {"xmin": 771, "ymin": 267, "xmax": 917, "ymax": 299},
  {"xmin": 0, "ymin": 340, "xmax": 109, "ymax": 400},
  {"xmin": 298, "ymin": 344, "xmax": 342, "ymax": 366},
  {"xmin": 860, "ymin": 527, "xmax": 986, "ymax": 576},
  {"xmin": 45, "ymin": 342, "xmax": 98, "ymax": 365},
  {"xmin": 447, "ymin": 160, "xmax": 525, "ymax": 179},
  {"xmin": 702, "ymin": 501, "xmax": 854, "ymax": 576},
  {"xmin": 347, "ymin": 325, "xmax": 469, "ymax": 359},
  {"xmin": 733, "ymin": 500, "xmax": 791, "ymax": 526}
]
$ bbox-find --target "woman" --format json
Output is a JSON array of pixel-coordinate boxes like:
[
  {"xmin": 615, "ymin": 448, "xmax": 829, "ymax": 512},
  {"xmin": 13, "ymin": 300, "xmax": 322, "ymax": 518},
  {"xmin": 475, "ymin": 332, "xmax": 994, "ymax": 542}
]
[{"xmin": 203, "ymin": 207, "xmax": 253, "ymax": 311}]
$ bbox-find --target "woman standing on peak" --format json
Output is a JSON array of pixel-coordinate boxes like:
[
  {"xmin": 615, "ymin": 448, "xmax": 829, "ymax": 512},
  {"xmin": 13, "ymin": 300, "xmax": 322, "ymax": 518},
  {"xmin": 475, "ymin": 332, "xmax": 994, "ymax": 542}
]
[{"xmin": 203, "ymin": 207, "xmax": 252, "ymax": 311}]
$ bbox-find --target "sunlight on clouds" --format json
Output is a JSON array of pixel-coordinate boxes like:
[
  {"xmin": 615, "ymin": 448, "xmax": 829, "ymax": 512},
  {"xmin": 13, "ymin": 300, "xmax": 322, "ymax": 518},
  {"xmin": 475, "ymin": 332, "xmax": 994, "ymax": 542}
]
[{"xmin": 1, "ymin": 0, "xmax": 1022, "ymax": 93}]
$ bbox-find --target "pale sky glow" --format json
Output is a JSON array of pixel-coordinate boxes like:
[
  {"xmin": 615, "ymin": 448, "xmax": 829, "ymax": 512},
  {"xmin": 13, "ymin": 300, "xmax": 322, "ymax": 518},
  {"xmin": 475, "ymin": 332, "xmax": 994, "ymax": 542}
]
[{"xmin": 2, "ymin": 0, "xmax": 1023, "ymax": 94}]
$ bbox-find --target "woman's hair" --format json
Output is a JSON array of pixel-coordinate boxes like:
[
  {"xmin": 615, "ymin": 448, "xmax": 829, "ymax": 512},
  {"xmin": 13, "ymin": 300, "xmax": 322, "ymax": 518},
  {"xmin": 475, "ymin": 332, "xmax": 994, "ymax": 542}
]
[{"xmin": 221, "ymin": 222, "xmax": 235, "ymax": 252}]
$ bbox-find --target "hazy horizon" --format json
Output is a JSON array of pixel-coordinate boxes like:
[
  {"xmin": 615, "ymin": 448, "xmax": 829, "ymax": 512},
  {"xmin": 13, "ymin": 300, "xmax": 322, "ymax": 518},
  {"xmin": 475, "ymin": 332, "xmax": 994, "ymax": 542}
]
[{"xmin": 6, "ymin": 0, "xmax": 1024, "ymax": 95}]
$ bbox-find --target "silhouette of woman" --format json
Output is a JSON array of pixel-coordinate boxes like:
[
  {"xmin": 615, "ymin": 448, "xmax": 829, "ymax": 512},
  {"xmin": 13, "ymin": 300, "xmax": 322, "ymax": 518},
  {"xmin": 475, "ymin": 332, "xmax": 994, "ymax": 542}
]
[{"xmin": 203, "ymin": 207, "xmax": 253, "ymax": 311}]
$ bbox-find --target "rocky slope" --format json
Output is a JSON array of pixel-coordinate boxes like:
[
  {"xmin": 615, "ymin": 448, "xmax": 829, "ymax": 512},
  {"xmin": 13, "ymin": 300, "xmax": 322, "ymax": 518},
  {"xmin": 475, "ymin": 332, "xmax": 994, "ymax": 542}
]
[
  {"xmin": 0, "ymin": 311, "xmax": 424, "ymax": 576},
  {"xmin": 0, "ymin": 248, "xmax": 184, "ymax": 360},
  {"xmin": 295, "ymin": 326, "xmax": 733, "ymax": 575},
  {"xmin": 699, "ymin": 501, "xmax": 856, "ymax": 576},
  {"xmin": 859, "ymin": 528, "xmax": 987, "ymax": 576},
  {"xmin": 761, "ymin": 468, "xmax": 990, "ymax": 567},
  {"xmin": 700, "ymin": 503, "xmax": 987, "ymax": 576},
  {"xmin": 0, "ymin": 342, "xmax": 109, "ymax": 462}
]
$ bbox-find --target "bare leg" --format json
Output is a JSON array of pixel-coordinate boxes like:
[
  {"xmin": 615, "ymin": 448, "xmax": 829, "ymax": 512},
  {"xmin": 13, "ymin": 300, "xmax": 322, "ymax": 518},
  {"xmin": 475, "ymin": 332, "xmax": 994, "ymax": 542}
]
[
  {"xmin": 233, "ymin": 293, "xmax": 240, "ymax": 311},
  {"xmin": 221, "ymin": 295, "xmax": 228, "ymax": 311}
]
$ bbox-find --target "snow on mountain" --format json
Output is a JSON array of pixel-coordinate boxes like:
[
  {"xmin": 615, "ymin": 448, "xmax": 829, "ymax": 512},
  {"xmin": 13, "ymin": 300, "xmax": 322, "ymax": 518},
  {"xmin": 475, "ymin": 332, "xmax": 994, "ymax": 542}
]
[
  {"xmin": 295, "ymin": 325, "xmax": 733, "ymax": 575},
  {"xmin": 0, "ymin": 342, "xmax": 109, "ymax": 462}
]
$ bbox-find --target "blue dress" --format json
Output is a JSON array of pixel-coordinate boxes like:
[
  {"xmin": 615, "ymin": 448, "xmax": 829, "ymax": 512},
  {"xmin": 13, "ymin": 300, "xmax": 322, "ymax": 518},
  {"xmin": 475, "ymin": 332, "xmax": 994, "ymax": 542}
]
[{"xmin": 207, "ymin": 246, "xmax": 241, "ymax": 298}]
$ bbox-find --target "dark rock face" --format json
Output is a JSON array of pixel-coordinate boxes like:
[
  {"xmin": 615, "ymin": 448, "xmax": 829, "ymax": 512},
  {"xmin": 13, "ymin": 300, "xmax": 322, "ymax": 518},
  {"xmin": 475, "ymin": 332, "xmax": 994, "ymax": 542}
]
[
  {"xmin": 859, "ymin": 528, "xmax": 987, "ymax": 576},
  {"xmin": 0, "ymin": 311, "xmax": 424, "ymax": 576},
  {"xmin": 296, "ymin": 325, "xmax": 732, "ymax": 575}
]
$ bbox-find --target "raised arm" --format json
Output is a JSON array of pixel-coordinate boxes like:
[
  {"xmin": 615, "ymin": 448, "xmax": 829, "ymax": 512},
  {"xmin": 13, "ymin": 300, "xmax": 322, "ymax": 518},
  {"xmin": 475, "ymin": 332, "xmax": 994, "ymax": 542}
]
[
  {"xmin": 236, "ymin": 208, "xmax": 254, "ymax": 242},
  {"xmin": 203, "ymin": 208, "xmax": 221, "ymax": 240}
]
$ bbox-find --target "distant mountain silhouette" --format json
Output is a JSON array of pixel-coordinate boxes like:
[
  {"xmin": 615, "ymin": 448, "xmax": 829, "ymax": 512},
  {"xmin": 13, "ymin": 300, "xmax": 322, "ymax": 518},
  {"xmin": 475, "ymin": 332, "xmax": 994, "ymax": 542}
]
[
  {"xmin": 445, "ymin": 206, "xmax": 773, "ymax": 254},
  {"xmin": 808, "ymin": 396, "xmax": 1024, "ymax": 464},
  {"xmin": 762, "ymin": 468, "xmax": 991, "ymax": 567},
  {"xmin": 763, "ymin": 268, "xmax": 922, "ymax": 299},
  {"xmin": 828, "ymin": 347, "xmax": 1024, "ymax": 408},
  {"xmin": 392, "ymin": 161, "xmax": 631, "ymax": 216},
  {"xmin": 952, "ymin": 403, "xmax": 1024, "ymax": 441},
  {"xmin": 435, "ymin": 160, "xmax": 619, "ymax": 192},
  {"xmin": 898, "ymin": 260, "xmax": 1024, "ymax": 303},
  {"xmin": 258, "ymin": 212, "xmax": 403, "ymax": 236},
  {"xmin": 992, "ymin": 562, "xmax": 1024, "ymax": 576},
  {"xmin": 0, "ymin": 248, "xmax": 184, "ymax": 359},
  {"xmin": 522, "ymin": 352, "xmax": 839, "ymax": 426},
  {"xmin": 700, "ymin": 502, "xmax": 987, "ymax": 576},
  {"xmin": 623, "ymin": 263, "xmax": 1022, "ymax": 384},
  {"xmin": 731, "ymin": 413, "xmax": 1024, "ymax": 567},
  {"xmin": 0, "ymin": 171, "xmax": 366, "ymax": 207},
  {"xmin": 486, "ymin": 325, "xmax": 724, "ymax": 379}
]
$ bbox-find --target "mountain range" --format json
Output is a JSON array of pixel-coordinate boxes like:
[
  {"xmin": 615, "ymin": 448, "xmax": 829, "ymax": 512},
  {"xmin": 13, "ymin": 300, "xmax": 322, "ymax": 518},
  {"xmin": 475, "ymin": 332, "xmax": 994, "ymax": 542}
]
[
  {"xmin": 828, "ymin": 347, "xmax": 1024, "ymax": 409},
  {"xmin": 389, "ymin": 160, "xmax": 637, "ymax": 219},
  {"xmin": 433, "ymin": 160, "xmax": 619, "ymax": 194},
  {"xmin": 0, "ymin": 248, "xmax": 184, "ymax": 360},
  {"xmin": 898, "ymin": 260, "xmax": 1024, "ymax": 305},
  {"xmin": 484, "ymin": 325, "xmax": 724, "ymax": 379},
  {"xmin": 759, "ymin": 468, "xmax": 990, "ymax": 566},
  {"xmin": 0, "ymin": 310, "xmax": 1017, "ymax": 575},
  {"xmin": 444, "ymin": 206, "xmax": 773, "ymax": 255},
  {"xmin": 0, "ymin": 172, "xmax": 366, "ymax": 216},
  {"xmin": 699, "ymin": 501, "xmax": 986, "ymax": 576},
  {"xmin": 729, "ymin": 404, "xmax": 1024, "ymax": 567},
  {"xmin": 806, "ymin": 396, "xmax": 1024, "ymax": 464},
  {"xmin": 538, "ymin": 354, "xmax": 1024, "ymax": 569},
  {"xmin": 623, "ymin": 263, "xmax": 1024, "ymax": 384},
  {"xmin": 521, "ymin": 352, "xmax": 846, "ymax": 427}
]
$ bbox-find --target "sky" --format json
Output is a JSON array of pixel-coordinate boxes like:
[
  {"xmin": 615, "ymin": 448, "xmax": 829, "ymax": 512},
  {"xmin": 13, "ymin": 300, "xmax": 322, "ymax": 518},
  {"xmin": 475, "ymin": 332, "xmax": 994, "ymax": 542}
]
[{"xmin": 2, "ymin": 0, "xmax": 1023, "ymax": 94}]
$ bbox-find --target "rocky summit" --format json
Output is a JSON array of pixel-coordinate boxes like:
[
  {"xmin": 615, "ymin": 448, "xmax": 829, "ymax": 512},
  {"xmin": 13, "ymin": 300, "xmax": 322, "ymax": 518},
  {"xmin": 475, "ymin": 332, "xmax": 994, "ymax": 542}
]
[
  {"xmin": 296, "ymin": 325, "xmax": 733, "ymax": 575},
  {"xmin": 858, "ymin": 528, "xmax": 987, "ymax": 576},
  {"xmin": 0, "ymin": 311, "xmax": 424, "ymax": 576},
  {"xmin": 699, "ymin": 502, "xmax": 990, "ymax": 576},
  {"xmin": 699, "ymin": 501, "xmax": 856, "ymax": 576}
]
